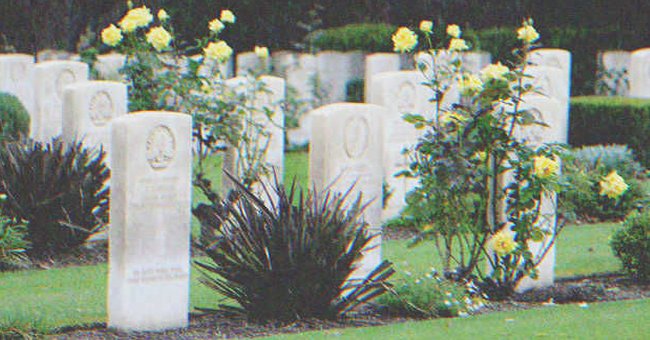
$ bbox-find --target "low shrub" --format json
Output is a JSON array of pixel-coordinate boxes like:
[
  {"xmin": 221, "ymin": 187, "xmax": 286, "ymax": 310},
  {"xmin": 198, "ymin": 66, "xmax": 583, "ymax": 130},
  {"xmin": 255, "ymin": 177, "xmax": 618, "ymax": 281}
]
[
  {"xmin": 569, "ymin": 96, "xmax": 650, "ymax": 168},
  {"xmin": 560, "ymin": 146, "xmax": 647, "ymax": 222},
  {"xmin": 0, "ymin": 215, "xmax": 29, "ymax": 269},
  {"xmin": 0, "ymin": 92, "xmax": 30, "ymax": 142},
  {"xmin": 0, "ymin": 139, "xmax": 109, "ymax": 255},
  {"xmin": 310, "ymin": 23, "xmax": 397, "ymax": 52},
  {"xmin": 195, "ymin": 176, "xmax": 394, "ymax": 322},
  {"xmin": 611, "ymin": 210, "xmax": 650, "ymax": 282},
  {"xmin": 378, "ymin": 268, "xmax": 485, "ymax": 318}
]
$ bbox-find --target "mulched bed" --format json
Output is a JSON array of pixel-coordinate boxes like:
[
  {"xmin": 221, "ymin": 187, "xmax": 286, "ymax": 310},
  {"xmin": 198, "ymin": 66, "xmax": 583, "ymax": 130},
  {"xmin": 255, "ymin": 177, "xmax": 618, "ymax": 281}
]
[{"xmin": 49, "ymin": 273, "xmax": 649, "ymax": 339}]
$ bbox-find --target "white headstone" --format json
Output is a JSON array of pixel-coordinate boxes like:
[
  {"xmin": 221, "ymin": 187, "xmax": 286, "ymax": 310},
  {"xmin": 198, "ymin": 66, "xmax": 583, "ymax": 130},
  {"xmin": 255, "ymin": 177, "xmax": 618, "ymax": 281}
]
[
  {"xmin": 33, "ymin": 61, "xmax": 88, "ymax": 142},
  {"xmin": 513, "ymin": 95, "xmax": 566, "ymax": 292},
  {"xmin": 0, "ymin": 54, "xmax": 35, "ymax": 119},
  {"xmin": 628, "ymin": 48, "xmax": 650, "ymax": 98},
  {"xmin": 37, "ymin": 49, "xmax": 73, "ymax": 62},
  {"xmin": 528, "ymin": 49, "xmax": 571, "ymax": 100},
  {"xmin": 461, "ymin": 51, "xmax": 492, "ymax": 74},
  {"xmin": 62, "ymin": 81, "xmax": 127, "ymax": 163},
  {"xmin": 597, "ymin": 50, "xmax": 630, "ymax": 96},
  {"xmin": 108, "ymin": 111, "xmax": 192, "ymax": 331},
  {"xmin": 223, "ymin": 76, "xmax": 285, "ymax": 192},
  {"xmin": 96, "ymin": 53, "xmax": 126, "ymax": 81},
  {"xmin": 369, "ymin": 71, "xmax": 434, "ymax": 221},
  {"xmin": 364, "ymin": 53, "xmax": 401, "ymax": 102},
  {"xmin": 280, "ymin": 53, "xmax": 319, "ymax": 147},
  {"xmin": 236, "ymin": 51, "xmax": 271, "ymax": 76},
  {"xmin": 310, "ymin": 103, "xmax": 386, "ymax": 279},
  {"xmin": 316, "ymin": 51, "xmax": 365, "ymax": 104}
]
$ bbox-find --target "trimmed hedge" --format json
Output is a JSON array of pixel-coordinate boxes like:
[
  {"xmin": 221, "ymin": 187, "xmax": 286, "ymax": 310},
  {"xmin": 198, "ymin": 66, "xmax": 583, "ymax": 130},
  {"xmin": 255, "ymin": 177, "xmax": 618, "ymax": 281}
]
[
  {"xmin": 569, "ymin": 96, "xmax": 650, "ymax": 168},
  {"xmin": 310, "ymin": 23, "xmax": 397, "ymax": 53}
]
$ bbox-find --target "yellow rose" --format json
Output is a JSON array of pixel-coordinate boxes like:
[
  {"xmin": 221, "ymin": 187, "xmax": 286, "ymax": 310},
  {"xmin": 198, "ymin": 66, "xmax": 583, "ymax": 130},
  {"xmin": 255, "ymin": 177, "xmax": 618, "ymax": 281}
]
[
  {"xmin": 204, "ymin": 41, "xmax": 233, "ymax": 63},
  {"xmin": 255, "ymin": 45, "xmax": 269, "ymax": 59},
  {"xmin": 480, "ymin": 62, "xmax": 510, "ymax": 81},
  {"xmin": 448, "ymin": 38, "xmax": 469, "ymax": 51},
  {"xmin": 101, "ymin": 24, "xmax": 123, "ymax": 47},
  {"xmin": 599, "ymin": 171, "xmax": 629, "ymax": 199},
  {"xmin": 533, "ymin": 155, "xmax": 559, "ymax": 179},
  {"xmin": 209, "ymin": 18, "xmax": 225, "ymax": 34},
  {"xmin": 419, "ymin": 20, "xmax": 433, "ymax": 34},
  {"xmin": 146, "ymin": 26, "xmax": 172, "ymax": 52},
  {"xmin": 119, "ymin": 6, "xmax": 154, "ymax": 32},
  {"xmin": 517, "ymin": 24, "xmax": 539, "ymax": 44},
  {"xmin": 490, "ymin": 229, "xmax": 517, "ymax": 257},
  {"xmin": 458, "ymin": 73, "xmax": 484, "ymax": 95},
  {"xmin": 392, "ymin": 27, "xmax": 418, "ymax": 53},
  {"xmin": 220, "ymin": 9, "xmax": 236, "ymax": 23},
  {"xmin": 157, "ymin": 9, "xmax": 169, "ymax": 22},
  {"xmin": 446, "ymin": 24, "xmax": 461, "ymax": 38}
]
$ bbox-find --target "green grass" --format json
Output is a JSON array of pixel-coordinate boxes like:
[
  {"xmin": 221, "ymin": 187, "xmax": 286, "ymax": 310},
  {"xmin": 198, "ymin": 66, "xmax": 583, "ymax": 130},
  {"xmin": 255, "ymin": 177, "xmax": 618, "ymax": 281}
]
[{"xmin": 265, "ymin": 298, "xmax": 650, "ymax": 340}]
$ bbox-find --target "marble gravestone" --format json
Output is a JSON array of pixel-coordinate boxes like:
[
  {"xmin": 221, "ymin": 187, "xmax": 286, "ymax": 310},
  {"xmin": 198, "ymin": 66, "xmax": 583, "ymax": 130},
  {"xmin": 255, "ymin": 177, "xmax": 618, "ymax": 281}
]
[
  {"xmin": 628, "ymin": 48, "xmax": 650, "ymax": 98},
  {"xmin": 316, "ymin": 51, "xmax": 365, "ymax": 104},
  {"xmin": 95, "ymin": 53, "xmax": 126, "ymax": 81},
  {"xmin": 223, "ymin": 76, "xmax": 285, "ymax": 193},
  {"xmin": 460, "ymin": 51, "xmax": 492, "ymax": 74},
  {"xmin": 310, "ymin": 103, "xmax": 386, "ymax": 280},
  {"xmin": 598, "ymin": 50, "xmax": 630, "ymax": 96},
  {"xmin": 33, "ymin": 61, "xmax": 88, "ymax": 142},
  {"xmin": 512, "ymin": 95, "xmax": 566, "ymax": 292},
  {"xmin": 528, "ymin": 49, "xmax": 571, "ymax": 102},
  {"xmin": 364, "ymin": 53, "xmax": 401, "ymax": 103},
  {"xmin": 369, "ymin": 71, "xmax": 434, "ymax": 221},
  {"xmin": 0, "ymin": 54, "xmax": 35, "ymax": 119},
  {"xmin": 62, "ymin": 81, "xmax": 127, "ymax": 164},
  {"xmin": 236, "ymin": 51, "xmax": 271, "ymax": 76},
  {"xmin": 108, "ymin": 112, "xmax": 192, "ymax": 331}
]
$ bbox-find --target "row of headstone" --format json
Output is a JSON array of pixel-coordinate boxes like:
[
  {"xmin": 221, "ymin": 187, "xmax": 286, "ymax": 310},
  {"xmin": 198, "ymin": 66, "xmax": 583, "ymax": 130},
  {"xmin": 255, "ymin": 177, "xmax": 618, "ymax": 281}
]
[{"xmin": 596, "ymin": 48, "xmax": 650, "ymax": 98}]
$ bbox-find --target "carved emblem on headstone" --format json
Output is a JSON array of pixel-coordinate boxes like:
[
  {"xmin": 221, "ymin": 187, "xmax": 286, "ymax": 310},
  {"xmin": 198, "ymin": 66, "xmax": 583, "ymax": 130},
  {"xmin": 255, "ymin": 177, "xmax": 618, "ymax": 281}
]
[
  {"xmin": 344, "ymin": 116, "xmax": 369, "ymax": 158},
  {"xmin": 56, "ymin": 69, "xmax": 76, "ymax": 100},
  {"xmin": 396, "ymin": 82, "xmax": 416, "ymax": 115},
  {"xmin": 89, "ymin": 91, "xmax": 114, "ymax": 126},
  {"xmin": 146, "ymin": 125, "xmax": 176, "ymax": 170}
]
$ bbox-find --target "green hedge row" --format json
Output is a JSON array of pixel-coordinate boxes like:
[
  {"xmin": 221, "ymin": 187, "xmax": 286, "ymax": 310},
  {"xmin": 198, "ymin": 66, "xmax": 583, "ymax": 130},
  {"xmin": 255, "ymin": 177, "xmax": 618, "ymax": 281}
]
[{"xmin": 569, "ymin": 96, "xmax": 650, "ymax": 168}]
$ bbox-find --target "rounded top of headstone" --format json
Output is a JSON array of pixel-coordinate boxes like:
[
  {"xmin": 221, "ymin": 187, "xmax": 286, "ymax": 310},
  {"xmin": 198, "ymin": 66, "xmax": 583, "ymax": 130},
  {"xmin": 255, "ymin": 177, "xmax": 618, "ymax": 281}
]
[
  {"xmin": 0, "ymin": 53, "xmax": 34, "ymax": 62},
  {"xmin": 311, "ymin": 102, "xmax": 388, "ymax": 117},
  {"xmin": 631, "ymin": 48, "xmax": 650, "ymax": 57}
]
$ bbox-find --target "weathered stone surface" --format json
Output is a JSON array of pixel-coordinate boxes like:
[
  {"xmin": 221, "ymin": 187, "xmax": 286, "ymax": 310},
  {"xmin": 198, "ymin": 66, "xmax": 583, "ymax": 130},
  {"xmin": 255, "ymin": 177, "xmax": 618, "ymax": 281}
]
[
  {"xmin": 364, "ymin": 53, "xmax": 401, "ymax": 103},
  {"xmin": 0, "ymin": 54, "xmax": 35, "ymax": 120},
  {"xmin": 629, "ymin": 48, "xmax": 650, "ymax": 98},
  {"xmin": 108, "ymin": 111, "xmax": 193, "ymax": 331},
  {"xmin": 316, "ymin": 51, "xmax": 365, "ymax": 104}
]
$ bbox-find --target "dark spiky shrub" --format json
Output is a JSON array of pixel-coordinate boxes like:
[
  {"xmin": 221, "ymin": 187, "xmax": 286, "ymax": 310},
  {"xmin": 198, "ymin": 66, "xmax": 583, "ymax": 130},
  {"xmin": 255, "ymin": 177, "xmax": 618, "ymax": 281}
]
[
  {"xmin": 194, "ymin": 175, "xmax": 394, "ymax": 322},
  {"xmin": 0, "ymin": 139, "xmax": 109, "ymax": 255}
]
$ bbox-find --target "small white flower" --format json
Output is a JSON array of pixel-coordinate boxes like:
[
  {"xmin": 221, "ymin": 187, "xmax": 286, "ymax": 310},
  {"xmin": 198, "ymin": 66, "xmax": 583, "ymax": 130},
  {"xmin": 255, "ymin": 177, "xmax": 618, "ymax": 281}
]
[{"xmin": 444, "ymin": 300, "xmax": 452, "ymax": 307}]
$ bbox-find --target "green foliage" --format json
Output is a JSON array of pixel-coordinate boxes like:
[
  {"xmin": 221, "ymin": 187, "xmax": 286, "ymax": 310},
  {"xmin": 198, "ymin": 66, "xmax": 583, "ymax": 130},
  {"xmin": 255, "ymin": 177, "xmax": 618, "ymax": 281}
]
[
  {"xmin": 0, "ymin": 139, "xmax": 109, "ymax": 255},
  {"xmin": 569, "ymin": 96, "xmax": 650, "ymax": 168},
  {"xmin": 310, "ymin": 23, "xmax": 397, "ymax": 52},
  {"xmin": 345, "ymin": 78, "xmax": 364, "ymax": 102},
  {"xmin": 559, "ymin": 147, "xmax": 646, "ymax": 222},
  {"xmin": 195, "ymin": 176, "xmax": 394, "ymax": 322},
  {"xmin": 0, "ymin": 216, "xmax": 29, "ymax": 269},
  {"xmin": 378, "ymin": 268, "xmax": 484, "ymax": 318},
  {"xmin": 610, "ymin": 210, "xmax": 650, "ymax": 282},
  {"xmin": 0, "ymin": 92, "xmax": 30, "ymax": 142}
]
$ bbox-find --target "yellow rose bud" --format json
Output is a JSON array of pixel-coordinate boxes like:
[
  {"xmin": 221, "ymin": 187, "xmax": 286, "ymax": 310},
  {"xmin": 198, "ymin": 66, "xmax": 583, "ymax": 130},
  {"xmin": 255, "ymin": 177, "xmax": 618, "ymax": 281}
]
[
  {"xmin": 533, "ymin": 155, "xmax": 559, "ymax": 179},
  {"xmin": 158, "ymin": 9, "xmax": 169, "ymax": 22},
  {"xmin": 146, "ymin": 26, "xmax": 172, "ymax": 52},
  {"xmin": 254, "ymin": 45, "xmax": 269, "ymax": 59},
  {"xmin": 101, "ymin": 24, "xmax": 123, "ymax": 47},
  {"xmin": 446, "ymin": 24, "xmax": 461, "ymax": 38},
  {"xmin": 204, "ymin": 40, "xmax": 233, "ymax": 63},
  {"xmin": 458, "ymin": 73, "xmax": 484, "ymax": 95},
  {"xmin": 490, "ymin": 229, "xmax": 517, "ymax": 257},
  {"xmin": 517, "ymin": 24, "xmax": 539, "ymax": 44},
  {"xmin": 448, "ymin": 38, "xmax": 469, "ymax": 51},
  {"xmin": 599, "ymin": 171, "xmax": 629, "ymax": 199},
  {"xmin": 220, "ymin": 9, "xmax": 236, "ymax": 23},
  {"xmin": 392, "ymin": 27, "xmax": 418, "ymax": 53},
  {"xmin": 209, "ymin": 18, "xmax": 225, "ymax": 34},
  {"xmin": 419, "ymin": 20, "xmax": 433, "ymax": 34},
  {"xmin": 480, "ymin": 62, "xmax": 510, "ymax": 81},
  {"xmin": 119, "ymin": 6, "xmax": 154, "ymax": 32}
]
